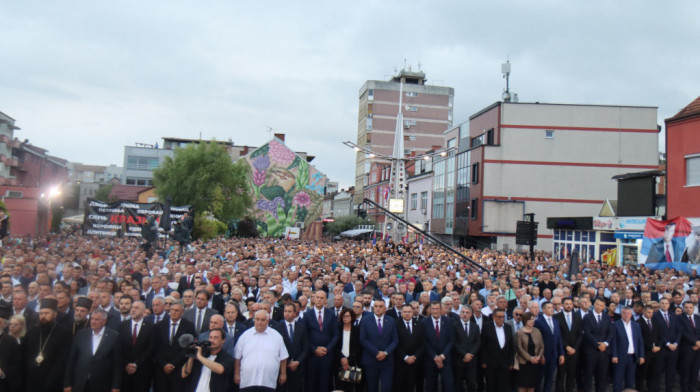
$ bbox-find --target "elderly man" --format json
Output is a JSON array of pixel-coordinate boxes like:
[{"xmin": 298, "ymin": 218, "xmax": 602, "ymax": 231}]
[{"xmin": 234, "ymin": 310, "xmax": 288, "ymax": 392}]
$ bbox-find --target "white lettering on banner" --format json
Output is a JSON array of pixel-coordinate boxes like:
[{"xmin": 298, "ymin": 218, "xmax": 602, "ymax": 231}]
[
  {"xmin": 88, "ymin": 215, "xmax": 108, "ymax": 221},
  {"xmin": 593, "ymin": 217, "xmax": 661, "ymax": 231}
]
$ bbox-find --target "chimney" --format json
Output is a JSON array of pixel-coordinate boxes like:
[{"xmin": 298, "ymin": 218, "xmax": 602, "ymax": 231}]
[{"xmin": 274, "ymin": 133, "xmax": 285, "ymax": 142}]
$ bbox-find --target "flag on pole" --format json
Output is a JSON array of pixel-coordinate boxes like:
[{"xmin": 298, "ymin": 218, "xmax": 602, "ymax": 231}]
[
  {"xmin": 372, "ymin": 231, "xmax": 376, "ymax": 246},
  {"xmin": 419, "ymin": 235, "xmax": 424, "ymax": 252}
]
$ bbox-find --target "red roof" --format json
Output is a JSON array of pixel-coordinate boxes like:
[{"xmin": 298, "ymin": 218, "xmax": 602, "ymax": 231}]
[
  {"xmin": 109, "ymin": 185, "xmax": 153, "ymax": 201},
  {"xmin": 667, "ymin": 96, "xmax": 700, "ymax": 123}
]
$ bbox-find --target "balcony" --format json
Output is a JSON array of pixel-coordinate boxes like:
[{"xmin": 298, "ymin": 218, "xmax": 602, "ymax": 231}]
[
  {"xmin": 0, "ymin": 135, "xmax": 20, "ymax": 148},
  {"xmin": 0, "ymin": 176, "xmax": 19, "ymax": 186},
  {"xmin": 0, "ymin": 155, "xmax": 19, "ymax": 167}
]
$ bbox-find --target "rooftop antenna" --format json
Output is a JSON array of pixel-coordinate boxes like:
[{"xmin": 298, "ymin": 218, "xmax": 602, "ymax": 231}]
[
  {"xmin": 266, "ymin": 126, "xmax": 273, "ymax": 139},
  {"xmin": 403, "ymin": 58, "xmax": 407, "ymax": 70},
  {"xmin": 502, "ymin": 57, "xmax": 512, "ymax": 102},
  {"xmin": 417, "ymin": 61, "xmax": 422, "ymax": 71}
]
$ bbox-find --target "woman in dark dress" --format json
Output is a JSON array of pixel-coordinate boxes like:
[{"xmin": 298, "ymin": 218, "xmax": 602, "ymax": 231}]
[
  {"xmin": 334, "ymin": 308, "xmax": 362, "ymax": 392},
  {"xmin": 515, "ymin": 312, "xmax": 544, "ymax": 392}
]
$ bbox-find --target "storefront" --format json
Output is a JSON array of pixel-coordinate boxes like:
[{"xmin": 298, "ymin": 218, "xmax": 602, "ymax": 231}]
[{"xmin": 547, "ymin": 217, "xmax": 597, "ymax": 263}]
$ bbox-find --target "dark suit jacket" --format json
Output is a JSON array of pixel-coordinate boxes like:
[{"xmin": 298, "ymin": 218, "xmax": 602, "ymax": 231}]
[
  {"xmin": 145, "ymin": 288, "xmax": 172, "ymax": 309},
  {"xmin": 64, "ymin": 327, "xmax": 122, "ymax": 392},
  {"xmin": 554, "ymin": 311, "xmax": 583, "ymax": 351},
  {"xmin": 395, "ymin": 317, "xmax": 424, "ymax": 361},
  {"xmin": 303, "ymin": 307, "xmax": 339, "ymax": 354},
  {"xmin": 118, "ymin": 319, "xmax": 157, "ymax": 375},
  {"xmin": 420, "ymin": 315, "xmax": 453, "ymax": 362},
  {"xmin": 145, "ymin": 312, "xmax": 170, "ymax": 326},
  {"xmin": 223, "ymin": 321, "xmax": 247, "ymax": 348},
  {"xmin": 535, "ymin": 315, "xmax": 565, "ymax": 360},
  {"xmin": 155, "ymin": 318, "xmax": 196, "ymax": 369},
  {"xmin": 646, "ymin": 238, "xmax": 686, "ymax": 263},
  {"xmin": 385, "ymin": 307, "xmax": 401, "ymax": 320},
  {"xmin": 334, "ymin": 324, "xmax": 362, "ymax": 367},
  {"xmin": 271, "ymin": 305, "xmax": 284, "ymax": 322},
  {"xmin": 653, "ymin": 310, "xmax": 681, "ymax": 347},
  {"xmin": 453, "ymin": 318, "xmax": 481, "ymax": 359},
  {"xmin": 582, "ymin": 312, "xmax": 615, "ymax": 353},
  {"xmin": 480, "ymin": 321, "xmax": 515, "ymax": 368},
  {"xmin": 0, "ymin": 333, "xmax": 22, "ymax": 392},
  {"xmin": 610, "ymin": 319, "xmax": 644, "ymax": 360},
  {"xmin": 275, "ymin": 319, "xmax": 310, "ymax": 365},
  {"xmin": 359, "ymin": 315, "xmax": 399, "ymax": 366},
  {"xmin": 16, "ymin": 308, "xmax": 39, "ymax": 329},
  {"xmin": 178, "ymin": 275, "xmax": 197, "ymax": 295},
  {"xmin": 678, "ymin": 313, "xmax": 700, "ymax": 353},
  {"xmin": 638, "ymin": 316, "xmax": 663, "ymax": 353},
  {"xmin": 183, "ymin": 307, "xmax": 219, "ymax": 334}
]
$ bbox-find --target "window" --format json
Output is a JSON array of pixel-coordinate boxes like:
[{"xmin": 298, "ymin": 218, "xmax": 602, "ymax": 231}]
[
  {"xmin": 471, "ymin": 135, "xmax": 484, "ymax": 148},
  {"xmin": 127, "ymin": 156, "xmax": 159, "ymax": 170},
  {"xmin": 366, "ymin": 115, "xmax": 373, "ymax": 130},
  {"xmin": 471, "ymin": 198, "xmax": 478, "ymax": 219},
  {"xmin": 448, "ymin": 109, "xmax": 453, "ymax": 122},
  {"xmin": 472, "ymin": 163, "xmax": 479, "ymax": 184},
  {"xmin": 448, "ymin": 96, "xmax": 454, "ymax": 108},
  {"xmin": 404, "ymin": 120, "xmax": 417, "ymax": 127},
  {"xmin": 421, "ymin": 191, "xmax": 428, "ymax": 209},
  {"xmin": 486, "ymin": 128, "xmax": 494, "ymax": 145},
  {"xmin": 687, "ymin": 156, "xmax": 700, "ymax": 186},
  {"xmin": 411, "ymin": 193, "xmax": 417, "ymax": 210},
  {"xmin": 405, "ymin": 105, "xmax": 418, "ymax": 112},
  {"xmin": 368, "ymin": 89, "xmax": 374, "ymax": 101},
  {"xmin": 406, "ymin": 92, "xmax": 418, "ymax": 97},
  {"xmin": 545, "ymin": 130, "xmax": 555, "ymax": 139}
]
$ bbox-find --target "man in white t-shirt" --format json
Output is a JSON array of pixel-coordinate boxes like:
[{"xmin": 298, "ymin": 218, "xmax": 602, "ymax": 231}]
[{"xmin": 234, "ymin": 310, "xmax": 289, "ymax": 391}]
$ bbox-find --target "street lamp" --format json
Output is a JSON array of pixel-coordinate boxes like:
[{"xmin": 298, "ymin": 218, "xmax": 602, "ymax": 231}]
[{"xmin": 40, "ymin": 186, "xmax": 62, "ymax": 233}]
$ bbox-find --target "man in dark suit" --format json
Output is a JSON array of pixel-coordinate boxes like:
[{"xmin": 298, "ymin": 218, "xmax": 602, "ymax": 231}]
[
  {"xmin": 222, "ymin": 303, "xmax": 247, "ymax": 354},
  {"xmin": 183, "ymin": 290, "xmax": 219, "ymax": 335},
  {"xmin": 154, "ymin": 300, "xmax": 196, "ymax": 392},
  {"xmin": 178, "ymin": 263, "xmax": 197, "ymax": 296},
  {"xmin": 678, "ymin": 301, "xmax": 700, "ymax": 392},
  {"xmin": 421, "ymin": 300, "xmax": 454, "ymax": 392},
  {"xmin": 645, "ymin": 222, "xmax": 686, "ymax": 263},
  {"xmin": 11, "ymin": 288, "xmax": 38, "ymax": 329},
  {"xmin": 453, "ymin": 306, "xmax": 480, "ymax": 392},
  {"xmin": 385, "ymin": 292, "xmax": 405, "ymax": 320},
  {"xmin": 535, "ymin": 302, "xmax": 565, "ymax": 392},
  {"xmin": 274, "ymin": 303, "xmax": 308, "ymax": 392},
  {"xmin": 0, "ymin": 302, "xmax": 21, "ymax": 392},
  {"xmin": 145, "ymin": 296, "xmax": 169, "ymax": 325},
  {"xmin": 145, "ymin": 278, "xmax": 171, "ymax": 309},
  {"xmin": 395, "ymin": 303, "xmax": 424, "ymax": 392},
  {"xmin": 653, "ymin": 297, "xmax": 681, "ymax": 392},
  {"xmin": 119, "ymin": 300, "xmax": 157, "ymax": 392},
  {"xmin": 554, "ymin": 297, "xmax": 583, "ymax": 392},
  {"xmin": 304, "ymin": 290, "xmax": 338, "ymax": 392},
  {"xmin": 637, "ymin": 304, "xmax": 662, "ymax": 392},
  {"xmin": 360, "ymin": 299, "xmax": 399, "ymax": 392},
  {"xmin": 582, "ymin": 297, "xmax": 615, "ymax": 392},
  {"xmin": 64, "ymin": 309, "xmax": 122, "ymax": 392},
  {"xmin": 611, "ymin": 307, "xmax": 645, "ymax": 392},
  {"xmin": 480, "ymin": 308, "xmax": 514, "ymax": 392}
]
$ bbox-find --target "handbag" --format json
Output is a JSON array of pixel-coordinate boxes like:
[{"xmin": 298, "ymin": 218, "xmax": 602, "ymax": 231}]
[{"xmin": 338, "ymin": 366, "xmax": 363, "ymax": 384}]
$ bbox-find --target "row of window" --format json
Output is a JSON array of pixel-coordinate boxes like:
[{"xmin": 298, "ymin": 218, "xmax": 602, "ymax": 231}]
[
  {"xmin": 125, "ymin": 178, "xmax": 154, "ymax": 186},
  {"xmin": 410, "ymin": 191, "xmax": 429, "ymax": 210},
  {"xmin": 127, "ymin": 156, "xmax": 159, "ymax": 170}
]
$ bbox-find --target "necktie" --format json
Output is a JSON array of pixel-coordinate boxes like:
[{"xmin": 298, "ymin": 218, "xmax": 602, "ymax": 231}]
[
  {"xmin": 406, "ymin": 321, "xmax": 411, "ymax": 334},
  {"xmin": 435, "ymin": 319, "xmax": 440, "ymax": 338},
  {"xmin": 229, "ymin": 325, "xmax": 234, "ymax": 337},
  {"xmin": 336, "ymin": 309, "xmax": 339, "ymax": 317},
  {"xmin": 647, "ymin": 319, "xmax": 652, "ymax": 331},
  {"xmin": 464, "ymin": 322, "xmax": 469, "ymax": 336},
  {"xmin": 691, "ymin": 315, "xmax": 696, "ymax": 329},
  {"xmin": 196, "ymin": 310, "xmax": 203, "ymax": 334},
  {"xmin": 597, "ymin": 314, "xmax": 601, "ymax": 324},
  {"xmin": 155, "ymin": 314, "xmax": 160, "ymax": 323},
  {"xmin": 132, "ymin": 323, "xmax": 138, "ymax": 345},
  {"xmin": 664, "ymin": 312, "xmax": 670, "ymax": 327},
  {"xmin": 170, "ymin": 322, "xmax": 177, "ymax": 344},
  {"xmin": 354, "ymin": 320, "xmax": 359, "ymax": 327},
  {"xmin": 548, "ymin": 317, "xmax": 554, "ymax": 333},
  {"xmin": 567, "ymin": 313, "xmax": 572, "ymax": 330},
  {"xmin": 318, "ymin": 311, "xmax": 323, "ymax": 331},
  {"xmin": 666, "ymin": 245, "xmax": 672, "ymax": 262},
  {"xmin": 378, "ymin": 318, "xmax": 383, "ymax": 334},
  {"xmin": 289, "ymin": 322, "xmax": 294, "ymax": 339}
]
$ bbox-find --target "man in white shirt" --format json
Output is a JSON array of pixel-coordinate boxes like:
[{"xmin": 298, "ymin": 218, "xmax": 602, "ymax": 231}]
[
  {"xmin": 234, "ymin": 310, "xmax": 288, "ymax": 391},
  {"xmin": 611, "ymin": 307, "xmax": 644, "ymax": 392}
]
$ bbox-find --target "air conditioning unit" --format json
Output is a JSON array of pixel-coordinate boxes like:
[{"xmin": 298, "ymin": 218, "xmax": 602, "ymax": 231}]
[
  {"xmin": 5, "ymin": 190, "xmax": 22, "ymax": 198},
  {"xmin": 421, "ymin": 208, "xmax": 427, "ymax": 215}
]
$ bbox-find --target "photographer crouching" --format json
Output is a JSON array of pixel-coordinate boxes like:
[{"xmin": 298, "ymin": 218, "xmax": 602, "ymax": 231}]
[{"xmin": 181, "ymin": 328, "xmax": 234, "ymax": 392}]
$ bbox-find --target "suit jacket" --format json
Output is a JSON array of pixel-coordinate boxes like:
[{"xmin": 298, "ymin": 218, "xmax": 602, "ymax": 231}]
[
  {"xmin": 535, "ymin": 315, "xmax": 565, "ymax": 360},
  {"xmin": 385, "ymin": 307, "xmax": 401, "ymax": 320},
  {"xmin": 480, "ymin": 321, "xmax": 515, "ymax": 368},
  {"xmin": 678, "ymin": 312, "xmax": 700, "ymax": 353},
  {"xmin": 359, "ymin": 315, "xmax": 399, "ymax": 366},
  {"xmin": 638, "ymin": 316, "xmax": 662, "ymax": 353},
  {"xmin": 453, "ymin": 318, "xmax": 481, "ymax": 360},
  {"xmin": 16, "ymin": 308, "xmax": 39, "ymax": 329},
  {"xmin": 274, "ymin": 319, "xmax": 309, "ymax": 365},
  {"xmin": 515, "ymin": 328, "xmax": 544, "ymax": 364},
  {"xmin": 646, "ymin": 238, "xmax": 686, "ymax": 263},
  {"xmin": 210, "ymin": 295, "xmax": 225, "ymax": 316},
  {"xmin": 271, "ymin": 305, "xmax": 284, "ymax": 322},
  {"xmin": 420, "ymin": 315, "xmax": 453, "ymax": 362},
  {"xmin": 554, "ymin": 311, "xmax": 583, "ymax": 351},
  {"xmin": 178, "ymin": 275, "xmax": 197, "ymax": 295},
  {"xmin": 610, "ymin": 319, "xmax": 644, "ymax": 360},
  {"xmin": 64, "ymin": 327, "xmax": 122, "ymax": 392},
  {"xmin": 145, "ymin": 312, "xmax": 170, "ymax": 326},
  {"xmin": 303, "ymin": 307, "xmax": 339, "ymax": 354},
  {"xmin": 0, "ymin": 333, "xmax": 22, "ymax": 392},
  {"xmin": 145, "ymin": 288, "xmax": 172, "ymax": 309},
  {"xmin": 183, "ymin": 307, "xmax": 219, "ymax": 334},
  {"xmin": 119, "ymin": 319, "xmax": 157, "ymax": 375},
  {"xmin": 223, "ymin": 321, "xmax": 247, "ymax": 349},
  {"xmin": 653, "ymin": 310, "xmax": 681, "ymax": 347},
  {"xmin": 155, "ymin": 318, "xmax": 196, "ymax": 369},
  {"xmin": 334, "ymin": 324, "xmax": 362, "ymax": 367},
  {"xmin": 395, "ymin": 317, "xmax": 424, "ymax": 361},
  {"xmin": 505, "ymin": 318, "xmax": 522, "ymax": 338},
  {"xmin": 582, "ymin": 312, "xmax": 615, "ymax": 353}
]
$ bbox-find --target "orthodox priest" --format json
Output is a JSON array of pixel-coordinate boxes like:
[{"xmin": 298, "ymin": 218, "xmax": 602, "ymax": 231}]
[
  {"xmin": 23, "ymin": 298, "xmax": 72, "ymax": 392},
  {"xmin": 71, "ymin": 297, "xmax": 92, "ymax": 336}
]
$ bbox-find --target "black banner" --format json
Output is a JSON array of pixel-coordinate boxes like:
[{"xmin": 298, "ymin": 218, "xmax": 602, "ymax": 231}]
[{"xmin": 83, "ymin": 198, "xmax": 193, "ymax": 238}]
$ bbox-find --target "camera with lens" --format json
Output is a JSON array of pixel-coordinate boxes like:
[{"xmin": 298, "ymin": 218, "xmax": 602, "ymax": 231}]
[{"xmin": 178, "ymin": 334, "xmax": 212, "ymax": 358}]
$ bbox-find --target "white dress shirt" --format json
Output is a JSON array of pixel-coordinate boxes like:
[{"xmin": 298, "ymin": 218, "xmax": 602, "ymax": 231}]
[
  {"xmin": 92, "ymin": 327, "xmax": 105, "ymax": 355},
  {"xmin": 234, "ymin": 327, "xmax": 289, "ymax": 389},
  {"xmin": 495, "ymin": 324, "xmax": 506, "ymax": 348},
  {"xmin": 623, "ymin": 320, "xmax": 635, "ymax": 354}
]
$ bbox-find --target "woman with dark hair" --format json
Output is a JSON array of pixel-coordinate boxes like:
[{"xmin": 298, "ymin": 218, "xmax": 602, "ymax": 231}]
[
  {"xmin": 515, "ymin": 312, "xmax": 544, "ymax": 392},
  {"xmin": 220, "ymin": 281, "xmax": 232, "ymax": 303},
  {"xmin": 334, "ymin": 307, "xmax": 362, "ymax": 392}
]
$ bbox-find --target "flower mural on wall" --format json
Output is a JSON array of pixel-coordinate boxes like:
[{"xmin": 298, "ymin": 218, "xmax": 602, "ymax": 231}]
[{"xmin": 243, "ymin": 138, "xmax": 327, "ymax": 237}]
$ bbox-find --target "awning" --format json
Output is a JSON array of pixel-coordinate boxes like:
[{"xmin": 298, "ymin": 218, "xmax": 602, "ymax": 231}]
[
  {"xmin": 339, "ymin": 228, "xmax": 375, "ymax": 237},
  {"xmin": 614, "ymin": 231, "xmax": 643, "ymax": 240}
]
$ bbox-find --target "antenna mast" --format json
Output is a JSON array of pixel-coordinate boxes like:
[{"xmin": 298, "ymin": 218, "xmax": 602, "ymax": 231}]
[{"xmin": 502, "ymin": 59, "xmax": 511, "ymax": 102}]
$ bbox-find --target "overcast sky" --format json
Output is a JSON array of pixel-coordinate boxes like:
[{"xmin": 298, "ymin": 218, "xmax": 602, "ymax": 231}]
[{"xmin": 1, "ymin": 1, "xmax": 697, "ymax": 189}]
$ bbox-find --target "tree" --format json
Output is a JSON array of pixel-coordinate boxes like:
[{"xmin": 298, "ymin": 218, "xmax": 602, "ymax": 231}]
[
  {"xmin": 94, "ymin": 184, "xmax": 114, "ymax": 202},
  {"xmin": 153, "ymin": 141, "xmax": 252, "ymax": 224}
]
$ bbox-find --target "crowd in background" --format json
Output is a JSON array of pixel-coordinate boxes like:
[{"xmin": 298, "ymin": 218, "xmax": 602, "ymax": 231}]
[{"xmin": 0, "ymin": 232, "xmax": 699, "ymax": 392}]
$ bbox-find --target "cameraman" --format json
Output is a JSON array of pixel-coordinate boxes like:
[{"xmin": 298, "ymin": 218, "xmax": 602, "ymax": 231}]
[{"xmin": 182, "ymin": 328, "xmax": 233, "ymax": 392}]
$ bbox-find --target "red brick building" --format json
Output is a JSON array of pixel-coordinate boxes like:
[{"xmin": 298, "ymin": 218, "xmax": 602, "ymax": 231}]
[{"xmin": 666, "ymin": 96, "xmax": 700, "ymax": 219}]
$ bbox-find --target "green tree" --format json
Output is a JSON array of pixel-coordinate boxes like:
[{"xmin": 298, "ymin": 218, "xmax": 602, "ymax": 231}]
[
  {"xmin": 326, "ymin": 215, "xmax": 375, "ymax": 236},
  {"xmin": 153, "ymin": 141, "xmax": 252, "ymax": 224},
  {"xmin": 94, "ymin": 184, "xmax": 114, "ymax": 202}
]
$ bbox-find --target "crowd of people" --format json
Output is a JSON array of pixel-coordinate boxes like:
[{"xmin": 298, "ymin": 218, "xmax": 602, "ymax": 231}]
[{"xmin": 0, "ymin": 231, "xmax": 699, "ymax": 392}]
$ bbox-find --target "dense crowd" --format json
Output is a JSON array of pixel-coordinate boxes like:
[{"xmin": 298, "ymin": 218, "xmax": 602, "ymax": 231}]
[{"xmin": 0, "ymin": 232, "xmax": 699, "ymax": 392}]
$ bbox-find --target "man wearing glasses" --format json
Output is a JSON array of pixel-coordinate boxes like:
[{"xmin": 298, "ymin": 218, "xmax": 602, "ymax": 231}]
[{"xmin": 505, "ymin": 306, "xmax": 524, "ymax": 337}]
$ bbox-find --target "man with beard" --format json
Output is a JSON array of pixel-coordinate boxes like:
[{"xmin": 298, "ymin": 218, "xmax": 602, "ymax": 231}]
[
  {"xmin": 71, "ymin": 297, "xmax": 92, "ymax": 336},
  {"xmin": 23, "ymin": 298, "xmax": 72, "ymax": 392},
  {"xmin": 0, "ymin": 301, "xmax": 22, "ymax": 392}
]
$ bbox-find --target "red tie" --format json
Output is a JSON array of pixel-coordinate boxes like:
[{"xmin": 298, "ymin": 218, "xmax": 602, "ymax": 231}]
[
  {"xmin": 132, "ymin": 323, "xmax": 138, "ymax": 345},
  {"xmin": 435, "ymin": 319, "xmax": 440, "ymax": 338},
  {"xmin": 691, "ymin": 315, "xmax": 696, "ymax": 329},
  {"xmin": 666, "ymin": 245, "xmax": 672, "ymax": 262},
  {"xmin": 318, "ymin": 311, "xmax": 323, "ymax": 332}
]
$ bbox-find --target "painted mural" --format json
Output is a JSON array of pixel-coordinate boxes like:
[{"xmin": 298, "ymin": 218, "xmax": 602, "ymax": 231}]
[{"xmin": 242, "ymin": 138, "xmax": 326, "ymax": 237}]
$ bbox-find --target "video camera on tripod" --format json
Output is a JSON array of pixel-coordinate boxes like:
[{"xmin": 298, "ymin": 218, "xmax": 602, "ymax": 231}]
[{"xmin": 178, "ymin": 333, "xmax": 212, "ymax": 358}]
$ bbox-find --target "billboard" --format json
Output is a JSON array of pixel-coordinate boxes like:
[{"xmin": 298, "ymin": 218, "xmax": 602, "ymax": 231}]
[
  {"xmin": 83, "ymin": 198, "xmax": 192, "ymax": 237},
  {"xmin": 641, "ymin": 217, "xmax": 700, "ymax": 272}
]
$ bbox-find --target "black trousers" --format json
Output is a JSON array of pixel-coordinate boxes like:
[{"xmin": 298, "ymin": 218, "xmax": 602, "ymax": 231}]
[
  {"xmin": 395, "ymin": 360, "xmax": 419, "ymax": 392},
  {"xmin": 556, "ymin": 352, "xmax": 579, "ymax": 392},
  {"xmin": 485, "ymin": 364, "xmax": 511, "ymax": 392},
  {"xmin": 155, "ymin": 368, "xmax": 185, "ymax": 392},
  {"xmin": 121, "ymin": 372, "xmax": 152, "ymax": 392},
  {"xmin": 659, "ymin": 346, "xmax": 679, "ymax": 392},
  {"xmin": 452, "ymin": 359, "xmax": 477, "ymax": 392},
  {"xmin": 635, "ymin": 349, "xmax": 660, "ymax": 392},
  {"xmin": 584, "ymin": 349, "xmax": 610, "ymax": 392}
]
